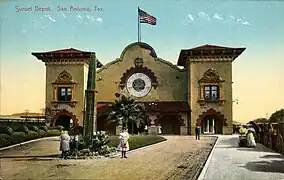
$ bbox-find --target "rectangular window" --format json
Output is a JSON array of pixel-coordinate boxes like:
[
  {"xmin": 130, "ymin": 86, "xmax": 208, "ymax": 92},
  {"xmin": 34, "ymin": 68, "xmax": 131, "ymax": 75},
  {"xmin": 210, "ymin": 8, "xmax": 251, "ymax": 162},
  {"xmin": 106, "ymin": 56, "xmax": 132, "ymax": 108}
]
[
  {"xmin": 58, "ymin": 87, "xmax": 72, "ymax": 101},
  {"xmin": 204, "ymin": 85, "xmax": 219, "ymax": 102}
]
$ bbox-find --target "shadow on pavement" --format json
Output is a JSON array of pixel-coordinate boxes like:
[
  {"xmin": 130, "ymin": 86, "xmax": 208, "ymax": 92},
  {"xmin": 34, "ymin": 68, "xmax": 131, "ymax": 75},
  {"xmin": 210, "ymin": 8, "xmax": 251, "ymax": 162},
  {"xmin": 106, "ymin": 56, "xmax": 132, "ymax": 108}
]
[
  {"xmin": 260, "ymin": 154, "xmax": 284, "ymax": 159},
  {"xmin": 236, "ymin": 144, "xmax": 274, "ymax": 153},
  {"xmin": 0, "ymin": 154, "xmax": 60, "ymax": 159},
  {"xmin": 242, "ymin": 160, "xmax": 284, "ymax": 173}
]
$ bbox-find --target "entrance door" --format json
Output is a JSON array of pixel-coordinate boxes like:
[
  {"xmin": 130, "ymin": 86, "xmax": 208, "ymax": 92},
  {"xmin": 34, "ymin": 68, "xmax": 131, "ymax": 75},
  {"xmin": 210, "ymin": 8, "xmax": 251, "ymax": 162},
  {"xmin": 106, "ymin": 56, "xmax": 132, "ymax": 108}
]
[
  {"xmin": 202, "ymin": 115, "xmax": 222, "ymax": 134},
  {"xmin": 159, "ymin": 115, "xmax": 181, "ymax": 135},
  {"xmin": 55, "ymin": 115, "xmax": 71, "ymax": 130}
]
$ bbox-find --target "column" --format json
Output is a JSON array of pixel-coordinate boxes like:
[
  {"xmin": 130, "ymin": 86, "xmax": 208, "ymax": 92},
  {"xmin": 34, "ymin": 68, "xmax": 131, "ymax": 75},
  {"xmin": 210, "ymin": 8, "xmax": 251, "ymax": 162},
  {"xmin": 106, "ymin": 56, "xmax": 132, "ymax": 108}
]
[
  {"xmin": 71, "ymin": 85, "xmax": 75, "ymax": 101},
  {"xmin": 219, "ymin": 85, "xmax": 223, "ymax": 99},
  {"xmin": 53, "ymin": 86, "xmax": 58, "ymax": 101},
  {"xmin": 200, "ymin": 84, "xmax": 204, "ymax": 100},
  {"xmin": 212, "ymin": 119, "xmax": 215, "ymax": 134},
  {"xmin": 207, "ymin": 119, "xmax": 209, "ymax": 132}
]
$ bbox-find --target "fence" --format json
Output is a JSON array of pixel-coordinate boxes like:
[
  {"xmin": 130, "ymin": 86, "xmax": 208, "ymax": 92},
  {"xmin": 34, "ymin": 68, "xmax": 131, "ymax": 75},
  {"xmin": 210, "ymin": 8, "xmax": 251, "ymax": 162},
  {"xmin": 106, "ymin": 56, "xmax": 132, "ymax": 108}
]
[
  {"xmin": 0, "ymin": 118, "xmax": 46, "ymax": 130},
  {"xmin": 259, "ymin": 123, "xmax": 284, "ymax": 154}
]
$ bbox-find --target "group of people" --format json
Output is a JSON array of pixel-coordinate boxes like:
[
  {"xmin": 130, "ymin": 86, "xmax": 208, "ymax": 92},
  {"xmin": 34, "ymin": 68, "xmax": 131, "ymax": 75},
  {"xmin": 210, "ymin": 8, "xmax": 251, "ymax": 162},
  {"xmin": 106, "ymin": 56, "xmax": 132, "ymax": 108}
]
[{"xmin": 239, "ymin": 125, "xmax": 256, "ymax": 148}]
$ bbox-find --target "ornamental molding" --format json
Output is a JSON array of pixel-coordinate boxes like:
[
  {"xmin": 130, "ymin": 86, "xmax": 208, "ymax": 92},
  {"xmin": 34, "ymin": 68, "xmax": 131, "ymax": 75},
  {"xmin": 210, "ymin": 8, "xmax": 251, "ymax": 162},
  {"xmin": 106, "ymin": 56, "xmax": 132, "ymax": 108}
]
[
  {"xmin": 53, "ymin": 70, "xmax": 76, "ymax": 84},
  {"xmin": 119, "ymin": 58, "xmax": 158, "ymax": 89},
  {"xmin": 198, "ymin": 68, "xmax": 224, "ymax": 83}
]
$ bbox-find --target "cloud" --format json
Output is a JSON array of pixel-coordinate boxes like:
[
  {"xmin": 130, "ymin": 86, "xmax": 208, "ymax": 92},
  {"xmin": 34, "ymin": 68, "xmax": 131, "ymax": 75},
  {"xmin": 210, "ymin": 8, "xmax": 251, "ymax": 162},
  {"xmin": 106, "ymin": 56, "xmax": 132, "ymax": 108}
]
[
  {"xmin": 198, "ymin": 12, "xmax": 210, "ymax": 20},
  {"xmin": 44, "ymin": 15, "xmax": 56, "ymax": 22},
  {"xmin": 241, "ymin": 21, "xmax": 251, "ymax": 26},
  {"xmin": 187, "ymin": 14, "xmax": 194, "ymax": 21},
  {"xmin": 61, "ymin": 13, "xmax": 66, "ymax": 19},
  {"xmin": 76, "ymin": 15, "xmax": 84, "ymax": 24},
  {"xmin": 213, "ymin": 14, "xmax": 223, "ymax": 20},
  {"xmin": 86, "ymin": 14, "xmax": 95, "ymax": 22},
  {"xmin": 96, "ymin": 17, "xmax": 103, "ymax": 23}
]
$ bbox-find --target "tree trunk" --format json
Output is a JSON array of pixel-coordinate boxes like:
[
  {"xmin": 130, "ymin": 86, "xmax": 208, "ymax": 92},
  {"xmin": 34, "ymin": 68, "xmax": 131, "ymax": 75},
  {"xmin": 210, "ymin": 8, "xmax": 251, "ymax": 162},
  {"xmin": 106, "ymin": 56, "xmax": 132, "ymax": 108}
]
[{"xmin": 132, "ymin": 122, "xmax": 134, "ymax": 135}]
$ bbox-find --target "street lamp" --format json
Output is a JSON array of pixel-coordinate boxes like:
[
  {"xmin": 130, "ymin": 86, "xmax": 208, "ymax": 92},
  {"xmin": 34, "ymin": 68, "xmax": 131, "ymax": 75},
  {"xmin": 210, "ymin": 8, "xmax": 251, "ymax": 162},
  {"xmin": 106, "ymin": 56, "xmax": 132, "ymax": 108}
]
[{"xmin": 233, "ymin": 99, "xmax": 239, "ymax": 104}]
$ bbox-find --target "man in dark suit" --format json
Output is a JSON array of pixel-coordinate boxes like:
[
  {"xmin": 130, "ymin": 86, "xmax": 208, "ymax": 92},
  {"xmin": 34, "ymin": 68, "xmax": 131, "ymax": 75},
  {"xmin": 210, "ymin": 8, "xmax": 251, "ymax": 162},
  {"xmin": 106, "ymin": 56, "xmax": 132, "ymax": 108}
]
[{"xmin": 195, "ymin": 125, "xmax": 201, "ymax": 140}]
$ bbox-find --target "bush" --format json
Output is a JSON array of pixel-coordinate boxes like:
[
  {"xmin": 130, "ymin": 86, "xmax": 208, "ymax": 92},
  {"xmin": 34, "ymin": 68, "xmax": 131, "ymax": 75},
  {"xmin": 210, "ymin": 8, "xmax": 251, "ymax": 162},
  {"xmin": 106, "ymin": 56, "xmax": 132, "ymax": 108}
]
[
  {"xmin": 4, "ymin": 126, "xmax": 14, "ymax": 135},
  {"xmin": 16, "ymin": 125, "xmax": 29, "ymax": 134},
  {"xmin": 39, "ymin": 126, "xmax": 48, "ymax": 132},
  {"xmin": 29, "ymin": 125, "xmax": 39, "ymax": 132},
  {"xmin": 108, "ymin": 135, "xmax": 166, "ymax": 151},
  {"xmin": 56, "ymin": 125, "xmax": 64, "ymax": 131},
  {"xmin": 0, "ymin": 129, "xmax": 61, "ymax": 148}
]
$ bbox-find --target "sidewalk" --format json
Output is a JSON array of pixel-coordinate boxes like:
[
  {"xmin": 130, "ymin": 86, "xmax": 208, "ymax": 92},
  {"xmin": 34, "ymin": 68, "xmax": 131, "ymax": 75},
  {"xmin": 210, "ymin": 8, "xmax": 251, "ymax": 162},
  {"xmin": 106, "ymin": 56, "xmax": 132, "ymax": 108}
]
[{"xmin": 199, "ymin": 135, "xmax": 284, "ymax": 180}]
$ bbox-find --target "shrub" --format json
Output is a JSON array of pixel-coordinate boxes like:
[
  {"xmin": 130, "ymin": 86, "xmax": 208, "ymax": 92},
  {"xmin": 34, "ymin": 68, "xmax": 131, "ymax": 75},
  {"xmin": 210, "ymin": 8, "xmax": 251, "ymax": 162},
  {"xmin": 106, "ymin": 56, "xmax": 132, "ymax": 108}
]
[
  {"xmin": 108, "ymin": 135, "xmax": 166, "ymax": 151},
  {"xmin": 39, "ymin": 126, "xmax": 48, "ymax": 132},
  {"xmin": 16, "ymin": 125, "xmax": 29, "ymax": 134},
  {"xmin": 29, "ymin": 125, "xmax": 39, "ymax": 132},
  {"xmin": 56, "ymin": 125, "xmax": 64, "ymax": 131},
  {"xmin": 4, "ymin": 126, "xmax": 14, "ymax": 135},
  {"xmin": 26, "ymin": 130, "xmax": 39, "ymax": 141},
  {"xmin": 0, "ymin": 136, "xmax": 10, "ymax": 148},
  {"xmin": 47, "ymin": 129, "xmax": 61, "ymax": 136},
  {"xmin": 10, "ymin": 132, "xmax": 27, "ymax": 144},
  {"xmin": 38, "ymin": 130, "xmax": 47, "ymax": 137}
]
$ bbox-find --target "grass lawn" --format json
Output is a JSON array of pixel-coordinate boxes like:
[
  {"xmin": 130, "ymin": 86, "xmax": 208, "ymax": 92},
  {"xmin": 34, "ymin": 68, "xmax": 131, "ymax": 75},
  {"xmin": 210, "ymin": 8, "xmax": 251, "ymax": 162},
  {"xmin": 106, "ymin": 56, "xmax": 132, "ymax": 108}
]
[{"xmin": 107, "ymin": 135, "xmax": 166, "ymax": 150}]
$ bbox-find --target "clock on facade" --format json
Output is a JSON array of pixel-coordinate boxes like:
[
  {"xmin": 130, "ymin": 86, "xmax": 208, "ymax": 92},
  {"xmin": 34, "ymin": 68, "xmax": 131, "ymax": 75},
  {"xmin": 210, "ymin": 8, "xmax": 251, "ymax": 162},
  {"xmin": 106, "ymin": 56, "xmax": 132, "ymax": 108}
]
[{"xmin": 126, "ymin": 73, "xmax": 152, "ymax": 97}]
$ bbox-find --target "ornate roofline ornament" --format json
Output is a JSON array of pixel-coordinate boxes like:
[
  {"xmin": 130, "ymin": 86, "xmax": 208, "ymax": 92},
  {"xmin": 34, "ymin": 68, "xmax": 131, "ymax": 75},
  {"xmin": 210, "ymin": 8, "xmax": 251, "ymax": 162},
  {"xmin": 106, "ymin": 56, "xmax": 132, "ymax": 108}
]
[
  {"xmin": 198, "ymin": 68, "xmax": 224, "ymax": 83},
  {"xmin": 119, "ymin": 58, "xmax": 158, "ymax": 89},
  {"xmin": 52, "ymin": 70, "xmax": 76, "ymax": 84}
]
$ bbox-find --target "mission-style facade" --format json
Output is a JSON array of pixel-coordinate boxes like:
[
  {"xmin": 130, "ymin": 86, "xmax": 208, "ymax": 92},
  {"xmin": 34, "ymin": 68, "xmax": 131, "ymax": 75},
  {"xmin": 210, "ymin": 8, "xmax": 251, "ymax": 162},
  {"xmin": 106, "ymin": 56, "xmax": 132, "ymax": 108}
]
[{"xmin": 32, "ymin": 42, "xmax": 245, "ymax": 135}]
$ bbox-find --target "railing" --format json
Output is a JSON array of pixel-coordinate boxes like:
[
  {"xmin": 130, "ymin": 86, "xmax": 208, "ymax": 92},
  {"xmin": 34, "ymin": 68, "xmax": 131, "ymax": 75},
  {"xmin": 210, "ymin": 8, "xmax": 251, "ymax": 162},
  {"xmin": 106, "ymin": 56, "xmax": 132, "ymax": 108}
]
[
  {"xmin": 0, "ymin": 118, "xmax": 46, "ymax": 127},
  {"xmin": 259, "ymin": 123, "xmax": 284, "ymax": 154}
]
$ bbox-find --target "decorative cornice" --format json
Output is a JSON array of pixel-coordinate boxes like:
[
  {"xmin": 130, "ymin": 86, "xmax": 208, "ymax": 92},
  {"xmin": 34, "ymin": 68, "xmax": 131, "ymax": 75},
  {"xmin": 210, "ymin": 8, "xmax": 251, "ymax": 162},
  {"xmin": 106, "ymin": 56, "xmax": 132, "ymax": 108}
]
[
  {"xmin": 52, "ymin": 70, "xmax": 76, "ymax": 84},
  {"xmin": 119, "ymin": 66, "xmax": 158, "ymax": 89},
  {"xmin": 198, "ymin": 68, "xmax": 224, "ymax": 83},
  {"xmin": 189, "ymin": 56, "xmax": 234, "ymax": 62}
]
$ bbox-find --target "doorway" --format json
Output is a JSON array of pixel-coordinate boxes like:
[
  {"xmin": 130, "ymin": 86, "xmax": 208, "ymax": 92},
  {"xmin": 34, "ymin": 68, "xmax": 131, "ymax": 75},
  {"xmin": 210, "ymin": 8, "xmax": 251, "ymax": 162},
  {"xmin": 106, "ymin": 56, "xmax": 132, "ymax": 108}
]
[
  {"xmin": 201, "ymin": 115, "xmax": 222, "ymax": 134},
  {"xmin": 55, "ymin": 115, "xmax": 71, "ymax": 131},
  {"xmin": 159, "ymin": 115, "xmax": 181, "ymax": 135}
]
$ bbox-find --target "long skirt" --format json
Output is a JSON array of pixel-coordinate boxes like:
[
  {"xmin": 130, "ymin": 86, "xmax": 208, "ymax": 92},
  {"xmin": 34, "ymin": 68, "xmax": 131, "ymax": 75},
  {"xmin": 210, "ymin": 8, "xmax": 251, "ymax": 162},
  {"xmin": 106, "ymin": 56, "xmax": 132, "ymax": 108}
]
[{"xmin": 248, "ymin": 139, "xmax": 256, "ymax": 147}]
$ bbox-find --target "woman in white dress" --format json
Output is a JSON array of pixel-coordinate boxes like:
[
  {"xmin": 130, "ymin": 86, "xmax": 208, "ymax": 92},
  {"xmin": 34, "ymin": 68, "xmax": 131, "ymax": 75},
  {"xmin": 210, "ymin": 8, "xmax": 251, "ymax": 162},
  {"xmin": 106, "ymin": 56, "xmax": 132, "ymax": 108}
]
[{"xmin": 118, "ymin": 128, "xmax": 130, "ymax": 158}]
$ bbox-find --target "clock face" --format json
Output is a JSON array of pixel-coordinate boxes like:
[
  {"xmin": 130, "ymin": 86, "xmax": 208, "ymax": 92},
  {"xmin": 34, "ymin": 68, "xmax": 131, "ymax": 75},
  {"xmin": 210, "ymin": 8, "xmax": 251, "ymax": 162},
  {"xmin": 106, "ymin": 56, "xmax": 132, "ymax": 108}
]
[{"xmin": 126, "ymin": 73, "xmax": 152, "ymax": 97}]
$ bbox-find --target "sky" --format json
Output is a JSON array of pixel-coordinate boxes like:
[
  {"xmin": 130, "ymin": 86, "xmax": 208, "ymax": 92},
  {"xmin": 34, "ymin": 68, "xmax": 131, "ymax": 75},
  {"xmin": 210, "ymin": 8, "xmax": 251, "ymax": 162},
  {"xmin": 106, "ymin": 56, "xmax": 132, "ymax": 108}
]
[{"xmin": 0, "ymin": 0, "xmax": 284, "ymax": 123}]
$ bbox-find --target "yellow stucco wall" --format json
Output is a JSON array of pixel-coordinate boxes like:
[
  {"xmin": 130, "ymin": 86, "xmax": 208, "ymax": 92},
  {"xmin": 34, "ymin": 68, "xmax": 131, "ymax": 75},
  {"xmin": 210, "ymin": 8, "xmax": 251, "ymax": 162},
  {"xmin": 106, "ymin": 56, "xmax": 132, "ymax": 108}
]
[
  {"xmin": 96, "ymin": 44, "xmax": 188, "ymax": 102},
  {"xmin": 189, "ymin": 61, "xmax": 233, "ymax": 135},
  {"xmin": 45, "ymin": 62, "xmax": 86, "ymax": 126}
]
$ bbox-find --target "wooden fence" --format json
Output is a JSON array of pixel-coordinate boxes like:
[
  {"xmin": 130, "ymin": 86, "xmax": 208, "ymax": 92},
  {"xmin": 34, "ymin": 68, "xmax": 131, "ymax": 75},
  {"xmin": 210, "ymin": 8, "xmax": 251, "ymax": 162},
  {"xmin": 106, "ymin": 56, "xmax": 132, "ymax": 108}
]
[{"xmin": 259, "ymin": 123, "xmax": 284, "ymax": 154}]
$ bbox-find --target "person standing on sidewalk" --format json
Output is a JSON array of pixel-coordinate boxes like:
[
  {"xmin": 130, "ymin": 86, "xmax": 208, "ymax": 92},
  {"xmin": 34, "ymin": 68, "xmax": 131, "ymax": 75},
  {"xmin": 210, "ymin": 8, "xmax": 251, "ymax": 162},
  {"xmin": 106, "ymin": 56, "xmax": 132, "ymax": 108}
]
[
  {"xmin": 195, "ymin": 125, "xmax": 201, "ymax": 140},
  {"xmin": 59, "ymin": 131, "xmax": 71, "ymax": 160}
]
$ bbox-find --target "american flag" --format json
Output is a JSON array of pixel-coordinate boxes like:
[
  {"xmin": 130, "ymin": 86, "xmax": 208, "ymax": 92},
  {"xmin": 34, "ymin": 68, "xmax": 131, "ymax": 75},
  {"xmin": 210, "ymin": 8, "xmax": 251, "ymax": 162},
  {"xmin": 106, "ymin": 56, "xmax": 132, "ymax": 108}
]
[{"xmin": 138, "ymin": 8, "xmax": 157, "ymax": 25}]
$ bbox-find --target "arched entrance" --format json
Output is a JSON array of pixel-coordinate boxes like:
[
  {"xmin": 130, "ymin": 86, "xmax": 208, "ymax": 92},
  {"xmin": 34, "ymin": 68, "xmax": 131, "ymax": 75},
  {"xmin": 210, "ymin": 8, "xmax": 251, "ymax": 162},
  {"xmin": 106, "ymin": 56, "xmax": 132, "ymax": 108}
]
[
  {"xmin": 156, "ymin": 114, "xmax": 182, "ymax": 135},
  {"xmin": 51, "ymin": 110, "xmax": 79, "ymax": 130},
  {"xmin": 55, "ymin": 115, "xmax": 71, "ymax": 130},
  {"xmin": 196, "ymin": 108, "xmax": 227, "ymax": 134}
]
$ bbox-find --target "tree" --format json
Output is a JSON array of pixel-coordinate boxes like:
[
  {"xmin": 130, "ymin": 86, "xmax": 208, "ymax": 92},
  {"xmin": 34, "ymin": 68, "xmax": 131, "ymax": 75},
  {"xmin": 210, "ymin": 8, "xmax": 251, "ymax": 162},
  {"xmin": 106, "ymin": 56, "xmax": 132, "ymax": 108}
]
[
  {"xmin": 107, "ymin": 95, "xmax": 145, "ymax": 134},
  {"xmin": 253, "ymin": 118, "xmax": 268, "ymax": 124},
  {"xmin": 269, "ymin": 109, "xmax": 284, "ymax": 123}
]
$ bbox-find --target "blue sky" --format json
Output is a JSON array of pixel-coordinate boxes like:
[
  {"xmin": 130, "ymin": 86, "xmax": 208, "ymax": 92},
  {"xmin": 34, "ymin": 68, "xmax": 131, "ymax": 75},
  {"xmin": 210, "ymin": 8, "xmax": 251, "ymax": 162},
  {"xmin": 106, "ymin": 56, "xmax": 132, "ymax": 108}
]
[{"xmin": 0, "ymin": 0, "xmax": 284, "ymax": 122}]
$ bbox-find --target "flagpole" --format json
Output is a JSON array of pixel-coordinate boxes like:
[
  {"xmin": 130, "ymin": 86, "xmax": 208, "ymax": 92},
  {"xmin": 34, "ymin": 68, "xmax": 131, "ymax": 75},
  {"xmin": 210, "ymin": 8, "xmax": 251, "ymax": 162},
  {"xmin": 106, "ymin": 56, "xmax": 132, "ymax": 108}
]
[{"xmin": 138, "ymin": 7, "xmax": 141, "ymax": 42}]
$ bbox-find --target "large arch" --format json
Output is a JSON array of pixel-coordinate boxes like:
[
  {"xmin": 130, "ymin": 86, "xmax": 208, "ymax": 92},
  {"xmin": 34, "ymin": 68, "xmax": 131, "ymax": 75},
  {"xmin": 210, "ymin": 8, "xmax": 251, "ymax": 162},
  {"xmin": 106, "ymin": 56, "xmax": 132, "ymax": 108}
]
[
  {"xmin": 51, "ymin": 109, "xmax": 79, "ymax": 130},
  {"xmin": 155, "ymin": 113, "xmax": 185, "ymax": 135},
  {"xmin": 196, "ymin": 108, "xmax": 227, "ymax": 134}
]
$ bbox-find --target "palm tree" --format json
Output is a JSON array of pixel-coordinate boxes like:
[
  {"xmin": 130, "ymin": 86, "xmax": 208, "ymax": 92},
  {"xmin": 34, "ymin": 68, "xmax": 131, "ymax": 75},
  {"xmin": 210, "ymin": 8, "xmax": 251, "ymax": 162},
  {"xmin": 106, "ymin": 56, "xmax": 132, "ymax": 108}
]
[{"xmin": 107, "ymin": 95, "xmax": 145, "ymax": 134}]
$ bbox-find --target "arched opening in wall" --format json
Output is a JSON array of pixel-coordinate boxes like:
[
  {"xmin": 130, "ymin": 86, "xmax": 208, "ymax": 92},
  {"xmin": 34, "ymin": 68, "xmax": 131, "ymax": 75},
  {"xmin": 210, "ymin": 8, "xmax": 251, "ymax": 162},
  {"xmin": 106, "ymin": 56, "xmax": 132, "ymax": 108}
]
[
  {"xmin": 158, "ymin": 115, "xmax": 181, "ymax": 135},
  {"xmin": 97, "ymin": 115, "xmax": 116, "ymax": 135},
  {"xmin": 55, "ymin": 115, "xmax": 71, "ymax": 131},
  {"xmin": 127, "ymin": 122, "xmax": 139, "ymax": 135},
  {"xmin": 201, "ymin": 115, "xmax": 223, "ymax": 134}
]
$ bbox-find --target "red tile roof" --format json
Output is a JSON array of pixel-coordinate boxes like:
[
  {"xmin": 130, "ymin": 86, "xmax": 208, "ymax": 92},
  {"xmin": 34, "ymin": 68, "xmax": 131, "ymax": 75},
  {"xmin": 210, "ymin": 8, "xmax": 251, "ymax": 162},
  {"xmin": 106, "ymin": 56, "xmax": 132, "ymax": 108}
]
[{"xmin": 43, "ymin": 48, "xmax": 94, "ymax": 54}]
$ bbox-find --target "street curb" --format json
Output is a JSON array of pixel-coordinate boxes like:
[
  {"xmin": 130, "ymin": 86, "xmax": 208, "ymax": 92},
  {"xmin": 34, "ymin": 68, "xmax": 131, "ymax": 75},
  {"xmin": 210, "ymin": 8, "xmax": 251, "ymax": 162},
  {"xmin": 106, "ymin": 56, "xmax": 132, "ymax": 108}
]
[
  {"xmin": 0, "ymin": 136, "xmax": 60, "ymax": 151},
  {"xmin": 128, "ymin": 138, "xmax": 168, "ymax": 154},
  {"xmin": 197, "ymin": 135, "xmax": 219, "ymax": 180}
]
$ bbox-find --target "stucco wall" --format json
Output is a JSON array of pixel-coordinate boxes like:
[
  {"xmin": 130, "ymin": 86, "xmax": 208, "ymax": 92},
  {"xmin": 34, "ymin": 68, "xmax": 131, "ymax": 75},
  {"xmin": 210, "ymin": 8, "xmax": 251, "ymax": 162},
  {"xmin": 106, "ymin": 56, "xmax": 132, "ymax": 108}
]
[
  {"xmin": 96, "ymin": 44, "xmax": 187, "ymax": 102},
  {"xmin": 45, "ymin": 63, "xmax": 86, "ymax": 126},
  {"xmin": 189, "ymin": 61, "xmax": 233, "ymax": 135}
]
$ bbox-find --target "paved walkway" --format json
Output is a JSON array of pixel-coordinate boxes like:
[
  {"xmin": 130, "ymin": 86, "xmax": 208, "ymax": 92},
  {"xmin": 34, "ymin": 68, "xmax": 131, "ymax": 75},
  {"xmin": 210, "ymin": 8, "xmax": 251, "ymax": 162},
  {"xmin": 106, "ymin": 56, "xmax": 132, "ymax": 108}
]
[
  {"xmin": 199, "ymin": 135, "xmax": 284, "ymax": 180},
  {"xmin": 0, "ymin": 136, "xmax": 215, "ymax": 180}
]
